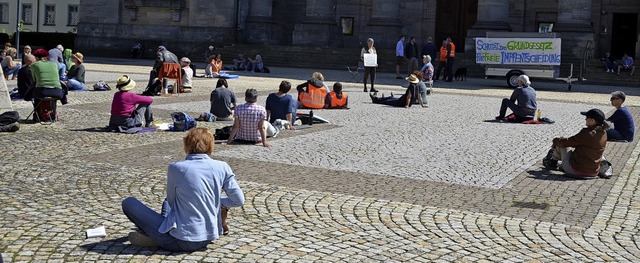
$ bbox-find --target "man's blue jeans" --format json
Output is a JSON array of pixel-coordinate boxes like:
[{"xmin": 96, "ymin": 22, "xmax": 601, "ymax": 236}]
[{"xmin": 121, "ymin": 197, "xmax": 210, "ymax": 252}]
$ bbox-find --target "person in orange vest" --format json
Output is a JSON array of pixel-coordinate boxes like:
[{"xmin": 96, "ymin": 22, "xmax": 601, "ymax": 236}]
[
  {"xmin": 296, "ymin": 72, "xmax": 330, "ymax": 109},
  {"xmin": 444, "ymin": 37, "xmax": 456, "ymax": 82},
  {"xmin": 433, "ymin": 40, "xmax": 448, "ymax": 81},
  {"xmin": 325, "ymin": 82, "xmax": 348, "ymax": 109}
]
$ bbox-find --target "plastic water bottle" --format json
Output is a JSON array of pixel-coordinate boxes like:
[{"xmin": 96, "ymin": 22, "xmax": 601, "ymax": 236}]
[{"xmin": 309, "ymin": 110, "xmax": 314, "ymax": 126}]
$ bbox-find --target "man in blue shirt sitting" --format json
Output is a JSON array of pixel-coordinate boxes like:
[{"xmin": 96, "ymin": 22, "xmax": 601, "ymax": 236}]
[
  {"xmin": 607, "ymin": 91, "xmax": 635, "ymax": 142},
  {"xmin": 266, "ymin": 80, "xmax": 297, "ymax": 129}
]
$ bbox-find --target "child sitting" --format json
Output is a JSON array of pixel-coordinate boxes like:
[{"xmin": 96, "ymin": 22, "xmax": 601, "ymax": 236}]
[{"xmin": 325, "ymin": 82, "xmax": 348, "ymax": 109}]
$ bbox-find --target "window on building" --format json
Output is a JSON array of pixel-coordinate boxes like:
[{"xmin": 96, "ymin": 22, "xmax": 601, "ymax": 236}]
[
  {"xmin": 45, "ymin": 5, "xmax": 55, "ymax": 25},
  {"xmin": 22, "ymin": 4, "xmax": 33, "ymax": 25},
  {"xmin": 0, "ymin": 3, "xmax": 8, "ymax": 24},
  {"xmin": 68, "ymin": 5, "xmax": 79, "ymax": 26}
]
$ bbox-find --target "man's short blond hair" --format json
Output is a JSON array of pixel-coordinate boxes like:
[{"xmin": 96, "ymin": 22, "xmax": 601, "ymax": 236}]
[
  {"xmin": 183, "ymin": 127, "xmax": 215, "ymax": 155},
  {"xmin": 311, "ymin": 72, "xmax": 324, "ymax": 81}
]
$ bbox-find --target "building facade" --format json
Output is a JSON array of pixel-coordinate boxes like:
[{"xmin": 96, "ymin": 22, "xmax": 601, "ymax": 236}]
[
  {"xmin": 76, "ymin": 0, "xmax": 640, "ymax": 61},
  {"xmin": 0, "ymin": 0, "xmax": 80, "ymax": 33}
]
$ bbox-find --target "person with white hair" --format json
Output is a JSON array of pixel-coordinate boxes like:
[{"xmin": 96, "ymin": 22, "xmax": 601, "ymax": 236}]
[
  {"xmin": 48, "ymin": 44, "xmax": 66, "ymax": 79},
  {"xmin": 419, "ymin": 55, "xmax": 434, "ymax": 82},
  {"xmin": 495, "ymin": 74, "xmax": 538, "ymax": 121},
  {"xmin": 361, "ymin": 38, "xmax": 378, "ymax": 92}
]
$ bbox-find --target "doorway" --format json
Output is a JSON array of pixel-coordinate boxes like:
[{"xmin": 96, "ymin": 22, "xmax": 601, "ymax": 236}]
[
  {"xmin": 435, "ymin": 0, "xmax": 477, "ymax": 53},
  {"xmin": 611, "ymin": 13, "xmax": 638, "ymax": 59}
]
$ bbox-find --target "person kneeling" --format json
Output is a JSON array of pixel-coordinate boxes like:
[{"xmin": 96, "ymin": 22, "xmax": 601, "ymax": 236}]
[
  {"xmin": 542, "ymin": 109, "xmax": 608, "ymax": 179},
  {"xmin": 109, "ymin": 75, "xmax": 154, "ymax": 132},
  {"xmin": 121, "ymin": 127, "xmax": 245, "ymax": 251},
  {"xmin": 325, "ymin": 82, "xmax": 348, "ymax": 109}
]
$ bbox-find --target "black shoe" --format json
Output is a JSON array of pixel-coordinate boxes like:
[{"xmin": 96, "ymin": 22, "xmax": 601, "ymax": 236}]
[
  {"xmin": 495, "ymin": 116, "xmax": 505, "ymax": 121},
  {"xmin": 363, "ymin": 87, "xmax": 368, "ymax": 92},
  {"xmin": 0, "ymin": 123, "xmax": 19, "ymax": 132},
  {"xmin": 369, "ymin": 93, "xmax": 375, "ymax": 100},
  {"xmin": 543, "ymin": 158, "xmax": 558, "ymax": 170},
  {"xmin": 370, "ymin": 88, "xmax": 379, "ymax": 93}
]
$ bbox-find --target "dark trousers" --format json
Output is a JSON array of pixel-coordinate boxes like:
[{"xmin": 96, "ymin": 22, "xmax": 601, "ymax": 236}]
[
  {"xmin": 434, "ymin": 61, "xmax": 446, "ymax": 80},
  {"xmin": 363, "ymin": 67, "xmax": 376, "ymax": 89},
  {"xmin": 32, "ymin": 87, "xmax": 65, "ymax": 121},
  {"xmin": 444, "ymin": 58, "xmax": 455, "ymax": 81},
  {"xmin": 498, "ymin": 98, "xmax": 534, "ymax": 118}
]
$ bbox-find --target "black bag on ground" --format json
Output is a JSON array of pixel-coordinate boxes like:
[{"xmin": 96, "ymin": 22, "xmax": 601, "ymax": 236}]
[
  {"xmin": 0, "ymin": 111, "xmax": 19, "ymax": 125},
  {"xmin": 143, "ymin": 78, "xmax": 162, "ymax": 96},
  {"xmin": 215, "ymin": 125, "xmax": 233, "ymax": 140}
]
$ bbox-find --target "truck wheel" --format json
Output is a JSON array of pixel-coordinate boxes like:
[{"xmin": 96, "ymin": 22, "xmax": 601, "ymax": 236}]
[{"xmin": 506, "ymin": 72, "xmax": 521, "ymax": 88}]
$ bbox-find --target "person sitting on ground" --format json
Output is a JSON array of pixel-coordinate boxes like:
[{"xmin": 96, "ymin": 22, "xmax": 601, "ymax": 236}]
[
  {"xmin": 325, "ymin": 82, "xmax": 348, "ymax": 109},
  {"xmin": 412, "ymin": 70, "xmax": 429, "ymax": 107},
  {"xmin": 17, "ymin": 54, "xmax": 36, "ymax": 101},
  {"xmin": 369, "ymin": 73, "xmax": 426, "ymax": 108},
  {"xmin": 606, "ymin": 91, "xmax": 635, "ymax": 142},
  {"xmin": 246, "ymin": 55, "xmax": 264, "ymax": 73},
  {"xmin": 601, "ymin": 52, "xmax": 616, "ymax": 73},
  {"xmin": 49, "ymin": 45, "xmax": 66, "ymax": 80},
  {"xmin": 180, "ymin": 57, "xmax": 193, "ymax": 93},
  {"xmin": 232, "ymin": 54, "xmax": 247, "ymax": 71},
  {"xmin": 226, "ymin": 89, "xmax": 273, "ymax": 147},
  {"xmin": 542, "ymin": 109, "xmax": 608, "ymax": 179},
  {"xmin": 297, "ymin": 72, "xmax": 330, "ymax": 109},
  {"xmin": 205, "ymin": 54, "xmax": 223, "ymax": 78},
  {"xmin": 65, "ymin": 52, "xmax": 86, "ymax": 91},
  {"xmin": 210, "ymin": 78, "xmax": 237, "ymax": 121},
  {"xmin": 122, "ymin": 127, "xmax": 245, "ymax": 251},
  {"xmin": 23, "ymin": 45, "xmax": 31, "ymax": 56},
  {"xmin": 109, "ymin": 75, "xmax": 154, "ymax": 131},
  {"xmin": 266, "ymin": 80, "xmax": 297, "ymax": 127},
  {"xmin": 31, "ymin": 48, "xmax": 65, "ymax": 121},
  {"xmin": 63, "ymin": 48, "xmax": 73, "ymax": 71},
  {"xmin": 2, "ymin": 47, "xmax": 21, "ymax": 80},
  {"xmin": 419, "ymin": 55, "xmax": 434, "ymax": 83},
  {"xmin": 495, "ymin": 75, "xmax": 537, "ymax": 122},
  {"xmin": 204, "ymin": 45, "xmax": 217, "ymax": 63},
  {"xmin": 617, "ymin": 53, "xmax": 635, "ymax": 76}
]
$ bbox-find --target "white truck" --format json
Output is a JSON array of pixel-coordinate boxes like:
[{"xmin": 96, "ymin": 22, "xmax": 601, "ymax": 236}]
[{"xmin": 476, "ymin": 32, "xmax": 578, "ymax": 90}]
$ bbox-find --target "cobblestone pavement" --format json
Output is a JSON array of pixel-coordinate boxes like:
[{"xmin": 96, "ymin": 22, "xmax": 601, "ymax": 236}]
[{"xmin": 1, "ymin": 58, "xmax": 640, "ymax": 262}]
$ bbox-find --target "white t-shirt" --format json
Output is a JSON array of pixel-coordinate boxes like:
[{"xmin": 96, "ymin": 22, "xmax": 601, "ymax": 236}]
[{"xmin": 182, "ymin": 66, "xmax": 193, "ymax": 88}]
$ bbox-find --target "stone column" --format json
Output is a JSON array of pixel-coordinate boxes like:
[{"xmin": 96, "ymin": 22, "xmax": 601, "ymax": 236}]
[
  {"xmin": 554, "ymin": 0, "xmax": 593, "ymax": 32},
  {"xmin": 363, "ymin": 0, "xmax": 402, "ymax": 49},
  {"xmin": 293, "ymin": 0, "xmax": 336, "ymax": 46},
  {"xmin": 245, "ymin": 0, "xmax": 281, "ymax": 44}
]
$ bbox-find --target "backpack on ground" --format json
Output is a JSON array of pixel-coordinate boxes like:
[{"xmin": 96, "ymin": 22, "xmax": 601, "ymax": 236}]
[
  {"xmin": 143, "ymin": 78, "xmax": 162, "ymax": 96},
  {"xmin": 215, "ymin": 125, "xmax": 233, "ymax": 140},
  {"xmin": 93, "ymin": 80, "xmax": 111, "ymax": 91},
  {"xmin": 171, "ymin": 112, "xmax": 197, "ymax": 131}
]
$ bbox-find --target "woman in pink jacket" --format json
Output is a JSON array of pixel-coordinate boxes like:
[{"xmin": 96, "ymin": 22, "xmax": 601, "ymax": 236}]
[{"xmin": 109, "ymin": 75, "xmax": 154, "ymax": 131}]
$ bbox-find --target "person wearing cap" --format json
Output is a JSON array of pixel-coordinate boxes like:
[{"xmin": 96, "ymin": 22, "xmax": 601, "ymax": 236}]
[
  {"xmin": 542, "ymin": 109, "xmax": 609, "ymax": 179},
  {"xmin": 411, "ymin": 70, "xmax": 429, "ymax": 107},
  {"xmin": 361, "ymin": 38, "xmax": 379, "ymax": 93},
  {"xmin": 121, "ymin": 127, "xmax": 245, "ymax": 251},
  {"xmin": 369, "ymin": 74, "xmax": 426, "ymax": 108},
  {"xmin": 147, "ymin": 46, "xmax": 179, "ymax": 93},
  {"xmin": 109, "ymin": 75, "xmax": 154, "ymax": 131},
  {"xmin": 495, "ymin": 74, "xmax": 537, "ymax": 121},
  {"xmin": 606, "ymin": 91, "xmax": 635, "ymax": 142},
  {"xmin": 226, "ymin": 89, "xmax": 273, "ymax": 147},
  {"xmin": 65, "ymin": 52, "xmax": 86, "ymax": 91},
  {"xmin": 180, "ymin": 57, "xmax": 193, "ymax": 93},
  {"xmin": 31, "ymin": 48, "xmax": 65, "ymax": 121}
]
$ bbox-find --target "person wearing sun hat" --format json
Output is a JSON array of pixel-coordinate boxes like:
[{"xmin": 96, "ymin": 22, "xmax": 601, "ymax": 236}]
[
  {"xmin": 542, "ymin": 108, "xmax": 609, "ymax": 179},
  {"xmin": 108, "ymin": 75, "xmax": 155, "ymax": 132},
  {"xmin": 369, "ymin": 73, "xmax": 426, "ymax": 108},
  {"xmin": 31, "ymin": 48, "xmax": 64, "ymax": 121},
  {"xmin": 65, "ymin": 52, "xmax": 86, "ymax": 91}
]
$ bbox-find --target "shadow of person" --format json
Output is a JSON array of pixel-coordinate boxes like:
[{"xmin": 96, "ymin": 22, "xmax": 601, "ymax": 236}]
[
  {"xmin": 79, "ymin": 236, "xmax": 198, "ymax": 255},
  {"xmin": 526, "ymin": 168, "xmax": 583, "ymax": 182}
]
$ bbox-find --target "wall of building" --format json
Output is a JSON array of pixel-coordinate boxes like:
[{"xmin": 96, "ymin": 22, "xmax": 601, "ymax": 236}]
[{"xmin": 0, "ymin": 0, "xmax": 79, "ymax": 34}]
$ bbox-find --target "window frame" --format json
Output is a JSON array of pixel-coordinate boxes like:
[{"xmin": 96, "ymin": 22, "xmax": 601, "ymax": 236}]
[
  {"xmin": 44, "ymin": 4, "xmax": 56, "ymax": 26},
  {"xmin": 67, "ymin": 5, "xmax": 79, "ymax": 26},
  {"xmin": 22, "ymin": 3, "xmax": 33, "ymax": 25}
]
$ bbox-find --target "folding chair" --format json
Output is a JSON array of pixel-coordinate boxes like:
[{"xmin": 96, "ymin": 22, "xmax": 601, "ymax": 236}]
[
  {"xmin": 25, "ymin": 97, "xmax": 59, "ymax": 124},
  {"xmin": 347, "ymin": 61, "xmax": 364, "ymax": 83}
]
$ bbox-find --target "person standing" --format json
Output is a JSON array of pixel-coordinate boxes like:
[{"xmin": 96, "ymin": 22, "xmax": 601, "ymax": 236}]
[
  {"xmin": 395, "ymin": 35, "xmax": 405, "ymax": 79},
  {"xmin": 421, "ymin": 37, "xmax": 437, "ymax": 65},
  {"xmin": 405, "ymin": 37, "xmax": 419, "ymax": 74},
  {"xmin": 361, "ymin": 38, "xmax": 378, "ymax": 92},
  {"xmin": 434, "ymin": 40, "xmax": 448, "ymax": 81},
  {"xmin": 444, "ymin": 37, "xmax": 456, "ymax": 82}
]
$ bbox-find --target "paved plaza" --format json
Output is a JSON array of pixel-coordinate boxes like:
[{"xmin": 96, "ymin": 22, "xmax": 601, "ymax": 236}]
[{"xmin": 1, "ymin": 58, "xmax": 640, "ymax": 262}]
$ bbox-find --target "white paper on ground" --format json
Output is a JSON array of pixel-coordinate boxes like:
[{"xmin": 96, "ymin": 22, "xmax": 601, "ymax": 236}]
[{"xmin": 86, "ymin": 226, "xmax": 107, "ymax": 238}]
